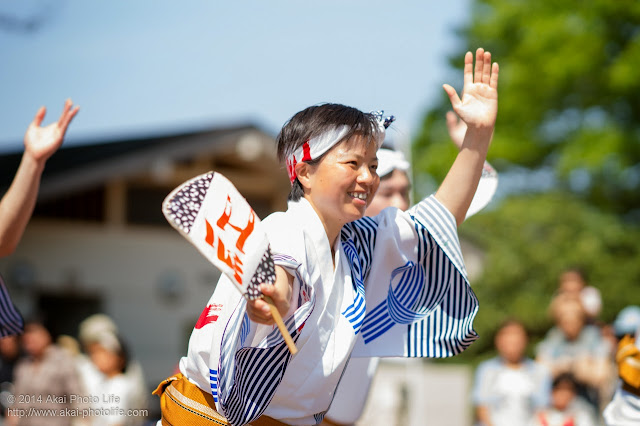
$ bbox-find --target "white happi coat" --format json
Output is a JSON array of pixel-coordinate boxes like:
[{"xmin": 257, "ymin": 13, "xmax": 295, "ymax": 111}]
[{"xmin": 180, "ymin": 195, "xmax": 478, "ymax": 425}]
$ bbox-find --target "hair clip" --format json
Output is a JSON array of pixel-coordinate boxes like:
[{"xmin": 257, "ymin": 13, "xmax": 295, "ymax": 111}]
[{"xmin": 370, "ymin": 110, "xmax": 396, "ymax": 129}]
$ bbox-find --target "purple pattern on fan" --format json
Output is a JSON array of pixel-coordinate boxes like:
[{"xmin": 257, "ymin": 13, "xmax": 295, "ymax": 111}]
[
  {"xmin": 246, "ymin": 246, "xmax": 277, "ymax": 300},
  {"xmin": 165, "ymin": 172, "xmax": 214, "ymax": 233}
]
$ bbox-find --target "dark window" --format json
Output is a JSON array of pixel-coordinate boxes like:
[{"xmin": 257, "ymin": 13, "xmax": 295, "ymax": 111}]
[
  {"xmin": 36, "ymin": 292, "xmax": 102, "ymax": 340},
  {"xmin": 33, "ymin": 187, "xmax": 105, "ymax": 222},
  {"xmin": 126, "ymin": 186, "xmax": 171, "ymax": 226}
]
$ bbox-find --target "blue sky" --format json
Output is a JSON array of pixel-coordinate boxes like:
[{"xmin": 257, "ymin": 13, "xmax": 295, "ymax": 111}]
[{"xmin": 0, "ymin": 0, "xmax": 470, "ymax": 154}]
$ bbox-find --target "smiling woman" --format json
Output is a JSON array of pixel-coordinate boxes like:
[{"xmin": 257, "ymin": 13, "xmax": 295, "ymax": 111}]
[
  {"xmin": 155, "ymin": 48, "xmax": 499, "ymax": 426},
  {"xmin": 272, "ymin": 104, "xmax": 389, "ymax": 247},
  {"xmin": 299, "ymin": 137, "xmax": 380, "ymax": 244}
]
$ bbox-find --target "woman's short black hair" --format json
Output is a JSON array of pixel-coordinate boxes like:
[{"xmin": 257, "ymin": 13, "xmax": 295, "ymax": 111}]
[{"xmin": 277, "ymin": 103, "xmax": 380, "ymax": 201}]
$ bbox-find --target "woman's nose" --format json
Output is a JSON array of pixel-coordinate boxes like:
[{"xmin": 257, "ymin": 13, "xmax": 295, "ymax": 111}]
[{"xmin": 357, "ymin": 166, "xmax": 376, "ymax": 184}]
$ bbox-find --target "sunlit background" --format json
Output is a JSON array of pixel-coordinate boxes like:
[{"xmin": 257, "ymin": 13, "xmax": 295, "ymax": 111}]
[{"xmin": 1, "ymin": 1, "xmax": 639, "ymax": 425}]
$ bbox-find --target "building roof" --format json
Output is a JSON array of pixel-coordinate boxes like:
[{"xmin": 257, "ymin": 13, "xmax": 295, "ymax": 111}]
[{"xmin": 0, "ymin": 123, "xmax": 278, "ymax": 200}]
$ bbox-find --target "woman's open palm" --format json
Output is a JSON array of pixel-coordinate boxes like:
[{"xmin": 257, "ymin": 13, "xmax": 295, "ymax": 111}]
[
  {"xmin": 24, "ymin": 99, "xmax": 79, "ymax": 162},
  {"xmin": 443, "ymin": 48, "xmax": 498, "ymax": 130}
]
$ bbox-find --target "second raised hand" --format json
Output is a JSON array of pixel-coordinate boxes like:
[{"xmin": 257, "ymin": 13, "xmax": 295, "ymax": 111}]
[
  {"xmin": 24, "ymin": 99, "xmax": 80, "ymax": 163},
  {"xmin": 443, "ymin": 48, "xmax": 499, "ymax": 131}
]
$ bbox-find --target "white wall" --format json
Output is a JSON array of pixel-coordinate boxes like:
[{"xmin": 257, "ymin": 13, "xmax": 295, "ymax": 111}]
[
  {"xmin": 0, "ymin": 220, "xmax": 221, "ymax": 390},
  {"xmin": 358, "ymin": 360, "xmax": 473, "ymax": 426}
]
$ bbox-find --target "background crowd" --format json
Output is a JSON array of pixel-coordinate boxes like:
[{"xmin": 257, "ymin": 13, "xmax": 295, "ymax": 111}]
[{"xmin": 471, "ymin": 267, "xmax": 640, "ymax": 426}]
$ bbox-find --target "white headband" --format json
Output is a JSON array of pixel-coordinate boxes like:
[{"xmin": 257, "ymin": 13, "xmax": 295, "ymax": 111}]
[
  {"xmin": 286, "ymin": 111, "xmax": 395, "ymax": 184},
  {"xmin": 376, "ymin": 148, "xmax": 410, "ymax": 178}
]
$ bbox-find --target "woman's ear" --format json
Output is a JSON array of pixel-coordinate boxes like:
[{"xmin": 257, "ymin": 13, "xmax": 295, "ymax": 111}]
[{"xmin": 295, "ymin": 162, "xmax": 312, "ymax": 190}]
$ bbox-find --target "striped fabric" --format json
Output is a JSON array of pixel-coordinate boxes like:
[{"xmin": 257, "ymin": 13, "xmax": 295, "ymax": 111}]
[
  {"xmin": 340, "ymin": 239, "xmax": 367, "ymax": 334},
  {"xmin": 0, "ymin": 275, "xmax": 23, "ymax": 337},
  {"xmin": 216, "ymin": 275, "xmax": 313, "ymax": 424},
  {"xmin": 350, "ymin": 195, "xmax": 478, "ymax": 359},
  {"xmin": 361, "ymin": 260, "xmax": 427, "ymax": 344},
  {"xmin": 210, "ymin": 369, "xmax": 219, "ymax": 403},
  {"xmin": 218, "ymin": 303, "xmax": 302, "ymax": 425},
  {"xmin": 182, "ymin": 195, "xmax": 478, "ymax": 425},
  {"xmin": 405, "ymin": 196, "xmax": 479, "ymax": 357}
]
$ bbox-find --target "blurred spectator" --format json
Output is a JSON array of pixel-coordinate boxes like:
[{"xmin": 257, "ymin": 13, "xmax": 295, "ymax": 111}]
[
  {"xmin": 536, "ymin": 294, "xmax": 611, "ymax": 411},
  {"xmin": 557, "ymin": 268, "xmax": 602, "ymax": 323},
  {"xmin": 529, "ymin": 373, "xmax": 598, "ymax": 426},
  {"xmin": 0, "ymin": 335, "xmax": 20, "ymax": 386},
  {"xmin": 7, "ymin": 316, "xmax": 87, "ymax": 426},
  {"xmin": 56, "ymin": 335, "xmax": 82, "ymax": 358},
  {"xmin": 472, "ymin": 319, "xmax": 552, "ymax": 426},
  {"xmin": 612, "ymin": 306, "xmax": 640, "ymax": 340},
  {"xmin": 76, "ymin": 314, "xmax": 147, "ymax": 425},
  {"xmin": 362, "ymin": 146, "xmax": 411, "ymax": 216},
  {"xmin": 86, "ymin": 332, "xmax": 138, "ymax": 426},
  {"xmin": 0, "ymin": 335, "xmax": 21, "ymax": 419},
  {"xmin": 602, "ymin": 306, "xmax": 640, "ymax": 425}
]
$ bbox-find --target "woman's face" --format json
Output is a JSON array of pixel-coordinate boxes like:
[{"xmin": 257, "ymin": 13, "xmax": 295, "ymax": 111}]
[{"xmin": 302, "ymin": 135, "xmax": 379, "ymax": 237}]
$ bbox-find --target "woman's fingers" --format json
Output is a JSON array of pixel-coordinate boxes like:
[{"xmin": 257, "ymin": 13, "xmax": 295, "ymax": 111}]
[
  {"xmin": 463, "ymin": 51, "xmax": 474, "ymax": 88},
  {"xmin": 32, "ymin": 106, "xmax": 46, "ymax": 127},
  {"xmin": 247, "ymin": 298, "xmax": 273, "ymax": 324},
  {"xmin": 58, "ymin": 100, "xmax": 79, "ymax": 134},
  {"xmin": 482, "ymin": 51, "xmax": 492, "ymax": 85},
  {"xmin": 443, "ymin": 84, "xmax": 461, "ymax": 110},
  {"xmin": 490, "ymin": 62, "xmax": 499, "ymax": 90},
  {"xmin": 473, "ymin": 48, "xmax": 485, "ymax": 84}
]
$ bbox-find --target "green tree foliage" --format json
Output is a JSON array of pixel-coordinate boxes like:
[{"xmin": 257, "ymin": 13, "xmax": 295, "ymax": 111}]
[
  {"xmin": 414, "ymin": 0, "xmax": 640, "ymax": 218},
  {"xmin": 454, "ymin": 193, "xmax": 640, "ymax": 361},
  {"xmin": 414, "ymin": 0, "xmax": 640, "ymax": 361}
]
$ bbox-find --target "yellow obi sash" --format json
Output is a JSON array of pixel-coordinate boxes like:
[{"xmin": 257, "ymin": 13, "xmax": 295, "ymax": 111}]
[{"xmin": 153, "ymin": 374, "xmax": 288, "ymax": 426}]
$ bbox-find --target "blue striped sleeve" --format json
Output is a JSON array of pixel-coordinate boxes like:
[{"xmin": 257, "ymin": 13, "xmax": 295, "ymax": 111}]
[
  {"xmin": 406, "ymin": 196, "xmax": 478, "ymax": 357},
  {"xmin": 354, "ymin": 196, "xmax": 479, "ymax": 358},
  {"xmin": 0, "ymin": 275, "xmax": 23, "ymax": 337}
]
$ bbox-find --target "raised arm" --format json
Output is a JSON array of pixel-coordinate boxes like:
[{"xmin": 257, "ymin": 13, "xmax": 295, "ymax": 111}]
[
  {"xmin": 446, "ymin": 110, "xmax": 467, "ymax": 150},
  {"xmin": 436, "ymin": 48, "xmax": 498, "ymax": 226},
  {"xmin": 0, "ymin": 99, "xmax": 79, "ymax": 257}
]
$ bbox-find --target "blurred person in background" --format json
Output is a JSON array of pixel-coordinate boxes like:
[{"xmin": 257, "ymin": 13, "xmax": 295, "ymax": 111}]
[
  {"xmin": 86, "ymin": 332, "xmax": 139, "ymax": 426},
  {"xmin": 0, "ymin": 100, "xmax": 79, "ymax": 338},
  {"xmin": 0, "ymin": 335, "xmax": 21, "ymax": 421},
  {"xmin": 7, "ymin": 316, "xmax": 88, "ymax": 426},
  {"xmin": 529, "ymin": 372, "xmax": 598, "ymax": 426},
  {"xmin": 472, "ymin": 319, "xmax": 552, "ymax": 426},
  {"xmin": 536, "ymin": 294, "xmax": 612, "ymax": 413},
  {"xmin": 602, "ymin": 306, "xmax": 640, "ymax": 425},
  {"xmin": 556, "ymin": 268, "xmax": 602, "ymax": 324},
  {"xmin": 76, "ymin": 314, "xmax": 147, "ymax": 425}
]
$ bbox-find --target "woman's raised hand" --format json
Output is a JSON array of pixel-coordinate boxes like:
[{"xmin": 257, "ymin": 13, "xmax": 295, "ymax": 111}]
[
  {"xmin": 24, "ymin": 99, "xmax": 79, "ymax": 163},
  {"xmin": 443, "ymin": 48, "xmax": 498, "ymax": 132}
]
